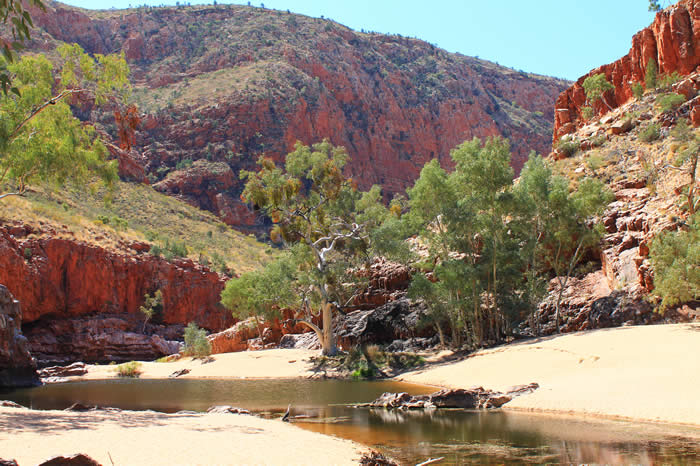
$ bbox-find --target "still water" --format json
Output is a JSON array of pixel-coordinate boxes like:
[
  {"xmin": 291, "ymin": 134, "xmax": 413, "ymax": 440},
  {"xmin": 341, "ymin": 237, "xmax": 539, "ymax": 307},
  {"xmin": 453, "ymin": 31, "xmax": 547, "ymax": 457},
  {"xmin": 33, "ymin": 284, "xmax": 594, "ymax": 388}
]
[{"xmin": 3, "ymin": 379, "xmax": 699, "ymax": 465}]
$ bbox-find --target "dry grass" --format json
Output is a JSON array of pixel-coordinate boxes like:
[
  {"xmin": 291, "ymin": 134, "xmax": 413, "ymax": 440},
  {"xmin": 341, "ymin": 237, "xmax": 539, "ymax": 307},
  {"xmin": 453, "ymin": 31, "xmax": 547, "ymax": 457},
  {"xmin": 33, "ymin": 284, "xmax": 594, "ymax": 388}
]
[{"xmin": 0, "ymin": 180, "xmax": 273, "ymax": 275}]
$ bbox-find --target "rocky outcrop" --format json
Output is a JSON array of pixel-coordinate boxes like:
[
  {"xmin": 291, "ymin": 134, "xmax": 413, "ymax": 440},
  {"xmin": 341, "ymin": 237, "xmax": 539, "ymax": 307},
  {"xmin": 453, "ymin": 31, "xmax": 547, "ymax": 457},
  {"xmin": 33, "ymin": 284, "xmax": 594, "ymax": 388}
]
[
  {"xmin": 38, "ymin": 362, "xmax": 88, "ymax": 379},
  {"xmin": 363, "ymin": 383, "xmax": 539, "ymax": 410},
  {"xmin": 0, "ymin": 223, "xmax": 231, "ymax": 364},
  {"xmin": 28, "ymin": 2, "xmax": 568, "ymax": 230},
  {"xmin": 353, "ymin": 259, "xmax": 411, "ymax": 310},
  {"xmin": 336, "ymin": 298, "xmax": 432, "ymax": 349},
  {"xmin": 553, "ymin": 0, "xmax": 700, "ymax": 142},
  {"xmin": 0, "ymin": 223, "xmax": 231, "ymax": 331},
  {"xmin": 0, "ymin": 285, "xmax": 39, "ymax": 388},
  {"xmin": 24, "ymin": 315, "xmax": 181, "ymax": 366}
]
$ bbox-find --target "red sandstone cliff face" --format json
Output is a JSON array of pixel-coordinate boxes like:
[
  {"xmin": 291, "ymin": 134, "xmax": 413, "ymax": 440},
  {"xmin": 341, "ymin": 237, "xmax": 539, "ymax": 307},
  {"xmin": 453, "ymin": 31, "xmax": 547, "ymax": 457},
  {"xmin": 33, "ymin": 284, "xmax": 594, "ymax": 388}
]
[
  {"xmin": 553, "ymin": 0, "xmax": 700, "ymax": 142},
  {"xmin": 29, "ymin": 2, "xmax": 569, "ymax": 231},
  {"xmin": 0, "ymin": 224, "xmax": 232, "ymax": 332}
]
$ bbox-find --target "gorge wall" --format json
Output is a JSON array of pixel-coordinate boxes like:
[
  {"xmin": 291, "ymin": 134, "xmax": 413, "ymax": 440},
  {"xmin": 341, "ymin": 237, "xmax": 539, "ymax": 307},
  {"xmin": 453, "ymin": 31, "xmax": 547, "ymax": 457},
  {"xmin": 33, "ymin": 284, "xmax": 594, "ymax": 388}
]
[
  {"xmin": 0, "ymin": 223, "xmax": 233, "ymax": 364},
  {"xmin": 30, "ymin": 1, "xmax": 569, "ymax": 231},
  {"xmin": 553, "ymin": 0, "xmax": 700, "ymax": 142}
]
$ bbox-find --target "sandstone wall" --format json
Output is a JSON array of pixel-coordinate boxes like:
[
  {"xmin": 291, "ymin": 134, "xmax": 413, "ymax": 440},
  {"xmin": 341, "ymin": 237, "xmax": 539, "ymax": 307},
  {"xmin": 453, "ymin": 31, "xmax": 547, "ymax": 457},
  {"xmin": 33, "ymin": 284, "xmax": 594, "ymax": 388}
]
[{"xmin": 553, "ymin": 0, "xmax": 700, "ymax": 141}]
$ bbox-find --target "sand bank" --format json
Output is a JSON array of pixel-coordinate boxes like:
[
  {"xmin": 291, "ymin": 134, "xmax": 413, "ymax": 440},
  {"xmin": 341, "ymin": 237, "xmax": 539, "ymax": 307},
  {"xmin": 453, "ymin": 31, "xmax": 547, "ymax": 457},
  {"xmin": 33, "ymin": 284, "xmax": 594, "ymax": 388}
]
[
  {"xmin": 399, "ymin": 323, "xmax": 700, "ymax": 426},
  {"xmin": 0, "ymin": 405, "xmax": 365, "ymax": 465},
  {"xmin": 82, "ymin": 348, "xmax": 320, "ymax": 380}
]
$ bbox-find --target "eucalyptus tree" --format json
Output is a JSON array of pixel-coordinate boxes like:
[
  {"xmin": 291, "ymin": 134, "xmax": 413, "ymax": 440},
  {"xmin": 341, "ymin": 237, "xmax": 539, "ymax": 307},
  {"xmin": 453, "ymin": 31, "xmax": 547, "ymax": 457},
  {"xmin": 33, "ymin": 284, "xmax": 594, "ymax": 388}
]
[
  {"xmin": 229, "ymin": 141, "xmax": 390, "ymax": 355},
  {"xmin": 0, "ymin": 44, "xmax": 131, "ymax": 200}
]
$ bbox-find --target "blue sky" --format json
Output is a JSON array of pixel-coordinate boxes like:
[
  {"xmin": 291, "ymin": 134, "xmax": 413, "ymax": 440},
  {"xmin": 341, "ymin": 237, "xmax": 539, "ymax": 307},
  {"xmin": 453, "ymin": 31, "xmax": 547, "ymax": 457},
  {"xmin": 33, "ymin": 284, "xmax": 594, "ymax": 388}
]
[{"xmin": 59, "ymin": 1, "xmax": 658, "ymax": 81}]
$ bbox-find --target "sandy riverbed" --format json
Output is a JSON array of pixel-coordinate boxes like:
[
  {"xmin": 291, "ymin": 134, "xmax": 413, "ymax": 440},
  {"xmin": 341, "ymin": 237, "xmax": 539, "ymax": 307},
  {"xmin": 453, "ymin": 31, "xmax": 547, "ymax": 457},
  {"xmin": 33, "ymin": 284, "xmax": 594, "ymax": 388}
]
[
  {"xmin": 0, "ymin": 405, "xmax": 366, "ymax": 465},
  {"xmin": 399, "ymin": 322, "xmax": 700, "ymax": 426}
]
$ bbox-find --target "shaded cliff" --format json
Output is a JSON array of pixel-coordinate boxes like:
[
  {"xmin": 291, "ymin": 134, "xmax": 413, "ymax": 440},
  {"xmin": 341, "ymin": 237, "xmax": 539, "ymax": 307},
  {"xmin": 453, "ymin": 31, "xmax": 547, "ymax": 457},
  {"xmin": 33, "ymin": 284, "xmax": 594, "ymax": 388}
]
[
  {"xmin": 554, "ymin": 0, "xmax": 700, "ymax": 142},
  {"xmin": 29, "ymin": 1, "xmax": 569, "ymax": 230}
]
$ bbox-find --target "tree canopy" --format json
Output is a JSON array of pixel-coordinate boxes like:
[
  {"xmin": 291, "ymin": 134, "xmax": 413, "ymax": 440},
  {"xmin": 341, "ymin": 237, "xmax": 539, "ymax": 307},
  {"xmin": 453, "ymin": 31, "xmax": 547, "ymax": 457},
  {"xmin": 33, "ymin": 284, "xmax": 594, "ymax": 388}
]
[
  {"xmin": 0, "ymin": 0, "xmax": 45, "ymax": 95},
  {"xmin": 0, "ymin": 44, "xmax": 131, "ymax": 200},
  {"xmin": 222, "ymin": 141, "xmax": 391, "ymax": 355}
]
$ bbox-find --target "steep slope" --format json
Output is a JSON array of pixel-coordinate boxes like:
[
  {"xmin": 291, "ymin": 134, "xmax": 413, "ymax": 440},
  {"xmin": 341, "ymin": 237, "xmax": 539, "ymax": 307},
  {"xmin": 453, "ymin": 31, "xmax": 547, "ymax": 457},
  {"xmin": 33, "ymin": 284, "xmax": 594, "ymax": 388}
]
[
  {"xmin": 553, "ymin": 0, "xmax": 699, "ymax": 142},
  {"xmin": 28, "ymin": 1, "xmax": 569, "ymax": 231}
]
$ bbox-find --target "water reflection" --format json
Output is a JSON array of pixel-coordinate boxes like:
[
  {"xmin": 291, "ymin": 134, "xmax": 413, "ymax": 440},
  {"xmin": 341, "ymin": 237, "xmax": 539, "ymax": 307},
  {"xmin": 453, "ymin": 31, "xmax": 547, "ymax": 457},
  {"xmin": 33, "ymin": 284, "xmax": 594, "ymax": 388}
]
[{"xmin": 2, "ymin": 379, "xmax": 698, "ymax": 464}]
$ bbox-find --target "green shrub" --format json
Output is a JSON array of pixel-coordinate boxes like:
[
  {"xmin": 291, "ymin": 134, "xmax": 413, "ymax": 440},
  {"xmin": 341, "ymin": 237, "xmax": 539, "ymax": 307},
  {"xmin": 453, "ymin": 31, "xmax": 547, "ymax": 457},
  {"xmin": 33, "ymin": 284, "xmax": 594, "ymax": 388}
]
[
  {"xmin": 586, "ymin": 154, "xmax": 604, "ymax": 171},
  {"xmin": 23, "ymin": 248, "xmax": 32, "ymax": 260},
  {"xmin": 116, "ymin": 361, "xmax": 142, "ymax": 378},
  {"xmin": 183, "ymin": 322, "xmax": 211, "ymax": 358},
  {"xmin": 650, "ymin": 216, "xmax": 699, "ymax": 311},
  {"xmin": 556, "ymin": 138, "xmax": 580, "ymax": 157},
  {"xmin": 656, "ymin": 93, "xmax": 686, "ymax": 112},
  {"xmin": 581, "ymin": 106, "xmax": 594, "ymax": 120},
  {"xmin": 639, "ymin": 123, "xmax": 660, "ymax": 143},
  {"xmin": 111, "ymin": 216, "xmax": 129, "ymax": 231},
  {"xmin": 175, "ymin": 158, "xmax": 193, "ymax": 170},
  {"xmin": 645, "ymin": 58, "xmax": 658, "ymax": 90},
  {"xmin": 631, "ymin": 82, "xmax": 644, "ymax": 99},
  {"xmin": 659, "ymin": 71, "xmax": 682, "ymax": 88},
  {"xmin": 590, "ymin": 134, "xmax": 607, "ymax": 148}
]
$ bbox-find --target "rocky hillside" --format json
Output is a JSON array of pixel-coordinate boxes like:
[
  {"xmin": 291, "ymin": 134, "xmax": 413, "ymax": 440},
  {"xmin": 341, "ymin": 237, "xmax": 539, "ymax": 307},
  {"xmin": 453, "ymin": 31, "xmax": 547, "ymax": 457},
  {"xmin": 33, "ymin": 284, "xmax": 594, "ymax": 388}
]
[
  {"xmin": 554, "ymin": 0, "xmax": 699, "ymax": 142},
  {"xmin": 532, "ymin": 70, "xmax": 699, "ymax": 335},
  {"xmin": 28, "ymin": 1, "xmax": 569, "ymax": 231}
]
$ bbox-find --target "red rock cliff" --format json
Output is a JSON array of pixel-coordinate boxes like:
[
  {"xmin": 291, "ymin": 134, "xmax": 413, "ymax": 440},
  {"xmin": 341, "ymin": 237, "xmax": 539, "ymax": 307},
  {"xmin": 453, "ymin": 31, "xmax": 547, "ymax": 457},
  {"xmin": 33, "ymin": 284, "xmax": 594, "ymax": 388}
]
[
  {"xmin": 0, "ymin": 224, "xmax": 232, "ymax": 332},
  {"xmin": 554, "ymin": 0, "xmax": 700, "ymax": 142}
]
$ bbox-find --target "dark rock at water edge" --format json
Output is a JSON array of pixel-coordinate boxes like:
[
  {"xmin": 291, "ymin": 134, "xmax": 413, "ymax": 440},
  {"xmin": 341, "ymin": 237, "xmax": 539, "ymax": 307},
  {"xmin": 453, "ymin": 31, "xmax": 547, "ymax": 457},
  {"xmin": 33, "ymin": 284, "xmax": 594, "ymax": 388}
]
[
  {"xmin": 363, "ymin": 384, "xmax": 539, "ymax": 410},
  {"xmin": 24, "ymin": 315, "xmax": 181, "ymax": 366},
  {"xmin": 38, "ymin": 362, "xmax": 88, "ymax": 379},
  {"xmin": 207, "ymin": 405, "xmax": 250, "ymax": 415},
  {"xmin": 0, "ymin": 285, "xmax": 40, "ymax": 388},
  {"xmin": 38, "ymin": 454, "xmax": 101, "ymax": 466}
]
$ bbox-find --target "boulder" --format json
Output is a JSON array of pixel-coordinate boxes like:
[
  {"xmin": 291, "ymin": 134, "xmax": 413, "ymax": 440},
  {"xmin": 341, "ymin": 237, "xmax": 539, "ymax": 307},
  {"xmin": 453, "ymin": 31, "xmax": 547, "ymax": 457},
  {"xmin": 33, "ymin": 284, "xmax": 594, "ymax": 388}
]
[
  {"xmin": 38, "ymin": 454, "xmax": 101, "ymax": 466},
  {"xmin": 336, "ymin": 298, "xmax": 432, "ymax": 348},
  {"xmin": 38, "ymin": 362, "xmax": 88, "ymax": 379},
  {"xmin": 206, "ymin": 405, "xmax": 250, "ymax": 415},
  {"xmin": 365, "ymin": 384, "xmax": 539, "ymax": 410},
  {"xmin": 0, "ymin": 285, "xmax": 39, "ymax": 388}
]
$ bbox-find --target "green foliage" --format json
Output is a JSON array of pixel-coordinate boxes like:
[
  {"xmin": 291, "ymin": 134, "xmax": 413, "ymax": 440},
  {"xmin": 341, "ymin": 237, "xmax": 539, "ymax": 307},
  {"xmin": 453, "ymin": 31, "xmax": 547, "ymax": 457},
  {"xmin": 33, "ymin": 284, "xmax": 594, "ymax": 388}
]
[
  {"xmin": 582, "ymin": 73, "xmax": 614, "ymax": 111},
  {"xmin": 655, "ymin": 93, "xmax": 686, "ymax": 112},
  {"xmin": 183, "ymin": 322, "xmax": 211, "ymax": 358},
  {"xmin": 516, "ymin": 156, "xmax": 613, "ymax": 332},
  {"xmin": 645, "ymin": 59, "xmax": 658, "ymax": 90},
  {"xmin": 175, "ymin": 158, "xmax": 193, "ymax": 170},
  {"xmin": 0, "ymin": 45, "xmax": 130, "ymax": 200},
  {"xmin": 221, "ymin": 249, "xmax": 299, "ymax": 323},
  {"xmin": 650, "ymin": 215, "xmax": 699, "ymax": 311},
  {"xmin": 115, "ymin": 361, "xmax": 142, "ymax": 378},
  {"xmin": 0, "ymin": 0, "xmax": 45, "ymax": 95},
  {"xmin": 659, "ymin": 71, "xmax": 682, "ymax": 88},
  {"xmin": 631, "ymin": 82, "xmax": 644, "ymax": 99},
  {"xmin": 670, "ymin": 120, "xmax": 700, "ymax": 214},
  {"xmin": 639, "ymin": 123, "xmax": 661, "ymax": 143},
  {"xmin": 581, "ymin": 106, "xmax": 594, "ymax": 121},
  {"xmin": 23, "ymin": 247, "xmax": 31, "ymax": 260},
  {"xmin": 238, "ymin": 140, "xmax": 391, "ymax": 355},
  {"xmin": 151, "ymin": 238, "xmax": 188, "ymax": 260},
  {"xmin": 556, "ymin": 137, "xmax": 580, "ymax": 157},
  {"xmin": 139, "ymin": 289, "xmax": 163, "ymax": 332}
]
